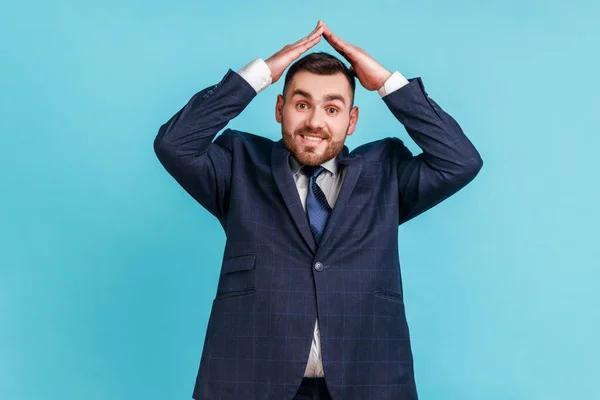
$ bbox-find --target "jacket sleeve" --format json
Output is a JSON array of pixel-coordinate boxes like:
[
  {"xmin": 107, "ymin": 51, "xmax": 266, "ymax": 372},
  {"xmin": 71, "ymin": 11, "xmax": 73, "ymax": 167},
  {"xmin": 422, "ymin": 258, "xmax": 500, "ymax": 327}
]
[
  {"xmin": 153, "ymin": 69, "xmax": 257, "ymax": 219},
  {"xmin": 383, "ymin": 77, "xmax": 484, "ymax": 225}
]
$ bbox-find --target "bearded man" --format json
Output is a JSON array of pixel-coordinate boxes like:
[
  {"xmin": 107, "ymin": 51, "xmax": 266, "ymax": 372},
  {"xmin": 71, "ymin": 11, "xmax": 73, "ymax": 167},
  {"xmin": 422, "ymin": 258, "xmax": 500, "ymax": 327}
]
[{"xmin": 154, "ymin": 20, "xmax": 483, "ymax": 400}]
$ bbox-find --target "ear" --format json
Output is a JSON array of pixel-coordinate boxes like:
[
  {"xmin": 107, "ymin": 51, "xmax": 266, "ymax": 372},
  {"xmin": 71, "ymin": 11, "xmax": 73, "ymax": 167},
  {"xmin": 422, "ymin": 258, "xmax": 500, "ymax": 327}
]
[
  {"xmin": 346, "ymin": 105, "xmax": 359, "ymax": 136},
  {"xmin": 275, "ymin": 94, "xmax": 284, "ymax": 123}
]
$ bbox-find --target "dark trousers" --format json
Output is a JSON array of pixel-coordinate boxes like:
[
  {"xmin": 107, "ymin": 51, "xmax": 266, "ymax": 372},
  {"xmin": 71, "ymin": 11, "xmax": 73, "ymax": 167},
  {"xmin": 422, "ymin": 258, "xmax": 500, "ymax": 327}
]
[{"xmin": 293, "ymin": 377, "xmax": 332, "ymax": 400}]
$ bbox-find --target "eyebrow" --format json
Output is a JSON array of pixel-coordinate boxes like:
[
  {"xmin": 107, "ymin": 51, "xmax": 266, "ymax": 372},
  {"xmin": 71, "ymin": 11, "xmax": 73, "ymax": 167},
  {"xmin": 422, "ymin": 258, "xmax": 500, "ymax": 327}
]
[{"xmin": 290, "ymin": 89, "xmax": 347, "ymax": 106}]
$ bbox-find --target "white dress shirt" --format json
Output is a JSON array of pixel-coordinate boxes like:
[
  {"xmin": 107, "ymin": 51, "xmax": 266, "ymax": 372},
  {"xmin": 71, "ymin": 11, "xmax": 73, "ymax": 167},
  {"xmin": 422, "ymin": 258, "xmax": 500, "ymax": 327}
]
[{"xmin": 235, "ymin": 57, "xmax": 409, "ymax": 377}]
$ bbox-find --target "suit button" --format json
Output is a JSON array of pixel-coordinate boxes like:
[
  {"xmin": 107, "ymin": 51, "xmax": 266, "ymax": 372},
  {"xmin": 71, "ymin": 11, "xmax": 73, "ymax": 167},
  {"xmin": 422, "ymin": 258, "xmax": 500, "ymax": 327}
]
[{"xmin": 314, "ymin": 262, "xmax": 323, "ymax": 271}]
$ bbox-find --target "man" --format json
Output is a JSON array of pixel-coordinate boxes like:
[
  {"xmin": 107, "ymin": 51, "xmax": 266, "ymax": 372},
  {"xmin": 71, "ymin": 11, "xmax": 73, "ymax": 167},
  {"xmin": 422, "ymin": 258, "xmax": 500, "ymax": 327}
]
[{"xmin": 154, "ymin": 21, "xmax": 483, "ymax": 400}]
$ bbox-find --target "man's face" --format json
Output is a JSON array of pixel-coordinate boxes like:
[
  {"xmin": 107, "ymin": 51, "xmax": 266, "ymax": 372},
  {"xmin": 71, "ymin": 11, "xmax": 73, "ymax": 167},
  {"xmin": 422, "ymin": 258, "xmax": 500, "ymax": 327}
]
[{"xmin": 276, "ymin": 71, "xmax": 359, "ymax": 166}]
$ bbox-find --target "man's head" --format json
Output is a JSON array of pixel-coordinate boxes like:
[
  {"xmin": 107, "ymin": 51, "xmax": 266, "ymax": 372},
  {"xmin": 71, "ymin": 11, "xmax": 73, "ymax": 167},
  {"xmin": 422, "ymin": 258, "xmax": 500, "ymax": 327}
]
[{"xmin": 275, "ymin": 52, "xmax": 359, "ymax": 166}]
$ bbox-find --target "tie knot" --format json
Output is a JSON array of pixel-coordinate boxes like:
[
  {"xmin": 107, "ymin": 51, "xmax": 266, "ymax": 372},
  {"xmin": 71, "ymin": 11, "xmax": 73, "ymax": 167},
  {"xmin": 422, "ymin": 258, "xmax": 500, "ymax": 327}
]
[{"xmin": 302, "ymin": 165, "xmax": 325, "ymax": 179}]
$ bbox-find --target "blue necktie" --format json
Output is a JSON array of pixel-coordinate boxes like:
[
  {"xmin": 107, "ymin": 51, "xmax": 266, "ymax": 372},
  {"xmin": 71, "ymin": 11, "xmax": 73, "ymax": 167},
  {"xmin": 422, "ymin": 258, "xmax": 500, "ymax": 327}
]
[{"xmin": 302, "ymin": 166, "xmax": 332, "ymax": 246}]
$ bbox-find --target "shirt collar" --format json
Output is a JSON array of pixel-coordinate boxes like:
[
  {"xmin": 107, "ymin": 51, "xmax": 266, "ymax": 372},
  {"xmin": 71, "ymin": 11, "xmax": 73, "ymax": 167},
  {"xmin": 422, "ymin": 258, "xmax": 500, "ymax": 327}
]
[{"xmin": 289, "ymin": 154, "xmax": 339, "ymax": 178}]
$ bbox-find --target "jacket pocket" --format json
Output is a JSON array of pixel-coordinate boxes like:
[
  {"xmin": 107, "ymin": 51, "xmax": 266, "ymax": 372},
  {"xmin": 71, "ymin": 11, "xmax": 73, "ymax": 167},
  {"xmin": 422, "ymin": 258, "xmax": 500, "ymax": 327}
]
[
  {"xmin": 214, "ymin": 287, "xmax": 256, "ymax": 301},
  {"xmin": 216, "ymin": 254, "xmax": 256, "ymax": 298},
  {"xmin": 221, "ymin": 254, "xmax": 256, "ymax": 274},
  {"xmin": 373, "ymin": 290, "xmax": 409, "ymax": 339},
  {"xmin": 374, "ymin": 289, "xmax": 403, "ymax": 303}
]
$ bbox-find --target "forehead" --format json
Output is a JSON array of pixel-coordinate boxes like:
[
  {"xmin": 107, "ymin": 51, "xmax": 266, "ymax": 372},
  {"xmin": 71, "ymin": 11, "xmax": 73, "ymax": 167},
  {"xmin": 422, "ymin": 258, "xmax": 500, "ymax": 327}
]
[{"xmin": 287, "ymin": 71, "xmax": 352, "ymax": 103}]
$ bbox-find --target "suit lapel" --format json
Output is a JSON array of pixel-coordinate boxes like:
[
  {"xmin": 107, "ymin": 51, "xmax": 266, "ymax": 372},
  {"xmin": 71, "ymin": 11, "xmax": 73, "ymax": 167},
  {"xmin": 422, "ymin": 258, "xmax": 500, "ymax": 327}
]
[
  {"xmin": 318, "ymin": 150, "xmax": 364, "ymax": 247},
  {"xmin": 271, "ymin": 141, "xmax": 317, "ymax": 253},
  {"xmin": 270, "ymin": 141, "xmax": 364, "ymax": 252}
]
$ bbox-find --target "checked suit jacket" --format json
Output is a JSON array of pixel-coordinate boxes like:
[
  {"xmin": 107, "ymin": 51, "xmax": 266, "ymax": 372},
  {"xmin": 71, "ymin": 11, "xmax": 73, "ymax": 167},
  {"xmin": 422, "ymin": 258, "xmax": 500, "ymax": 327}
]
[{"xmin": 153, "ymin": 68, "xmax": 483, "ymax": 399}]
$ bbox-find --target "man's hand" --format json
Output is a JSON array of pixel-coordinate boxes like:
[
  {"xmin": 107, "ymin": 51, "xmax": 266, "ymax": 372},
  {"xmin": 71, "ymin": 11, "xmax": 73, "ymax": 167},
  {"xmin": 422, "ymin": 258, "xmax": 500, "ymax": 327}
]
[
  {"xmin": 322, "ymin": 25, "xmax": 393, "ymax": 91},
  {"xmin": 265, "ymin": 21, "xmax": 325, "ymax": 84}
]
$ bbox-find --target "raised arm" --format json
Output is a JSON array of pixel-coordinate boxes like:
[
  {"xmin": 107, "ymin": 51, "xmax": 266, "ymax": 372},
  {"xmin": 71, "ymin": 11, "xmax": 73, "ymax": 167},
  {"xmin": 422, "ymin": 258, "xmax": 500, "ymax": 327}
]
[
  {"xmin": 153, "ymin": 21, "xmax": 325, "ymax": 219},
  {"xmin": 385, "ymin": 78, "xmax": 483, "ymax": 225},
  {"xmin": 153, "ymin": 70, "xmax": 254, "ymax": 219},
  {"xmin": 322, "ymin": 25, "xmax": 483, "ymax": 225}
]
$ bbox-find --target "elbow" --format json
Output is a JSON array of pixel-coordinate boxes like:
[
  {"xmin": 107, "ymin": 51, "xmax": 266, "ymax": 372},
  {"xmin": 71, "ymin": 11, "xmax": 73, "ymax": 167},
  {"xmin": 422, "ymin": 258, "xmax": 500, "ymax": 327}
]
[
  {"xmin": 470, "ymin": 152, "xmax": 484, "ymax": 174},
  {"xmin": 153, "ymin": 124, "xmax": 173, "ymax": 163},
  {"xmin": 154, "ymin": 139, "xmax": 177, "ymax": 169},
  {"xmin": 460, "ymin": 151, "xmax": 484, "ymax": 182},
  {"xmin": 153, "ymin": 134, "xmax": 165, "ymax": 159}
]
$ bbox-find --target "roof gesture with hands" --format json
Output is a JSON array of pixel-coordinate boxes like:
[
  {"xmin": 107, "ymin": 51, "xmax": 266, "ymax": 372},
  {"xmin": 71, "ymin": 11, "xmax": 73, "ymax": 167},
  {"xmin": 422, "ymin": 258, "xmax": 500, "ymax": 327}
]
[{"xmin": 265, "ymin": 20, "xmax": 393, "ymax": 91}]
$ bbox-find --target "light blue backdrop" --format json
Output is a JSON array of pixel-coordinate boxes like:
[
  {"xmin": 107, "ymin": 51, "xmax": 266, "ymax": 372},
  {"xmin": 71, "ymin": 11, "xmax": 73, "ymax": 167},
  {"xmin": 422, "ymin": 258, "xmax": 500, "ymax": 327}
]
[{"xmin": 1, "ymin": 0, "xmax": 599, "ymax": 399}]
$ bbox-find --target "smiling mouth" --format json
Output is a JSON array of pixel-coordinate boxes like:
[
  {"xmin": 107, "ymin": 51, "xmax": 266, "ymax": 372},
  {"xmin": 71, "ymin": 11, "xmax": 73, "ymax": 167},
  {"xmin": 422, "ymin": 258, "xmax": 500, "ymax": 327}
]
[{"xmin": 300, "ymin": 134, "xmax": 325, "ymax": 142}]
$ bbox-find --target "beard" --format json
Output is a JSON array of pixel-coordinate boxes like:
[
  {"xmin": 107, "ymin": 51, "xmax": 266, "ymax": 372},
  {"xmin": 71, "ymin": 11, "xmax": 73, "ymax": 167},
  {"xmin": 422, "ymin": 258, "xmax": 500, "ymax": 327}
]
[{"xmin": 282, "ymin": 125, "xmax": 347, "ymax": 166}]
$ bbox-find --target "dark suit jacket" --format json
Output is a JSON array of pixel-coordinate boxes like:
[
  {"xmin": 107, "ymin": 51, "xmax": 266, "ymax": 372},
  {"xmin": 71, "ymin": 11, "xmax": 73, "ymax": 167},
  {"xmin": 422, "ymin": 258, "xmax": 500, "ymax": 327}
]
[{"xmin": 154, "ymin": 69, "xmax": 483, "ymax": 399}]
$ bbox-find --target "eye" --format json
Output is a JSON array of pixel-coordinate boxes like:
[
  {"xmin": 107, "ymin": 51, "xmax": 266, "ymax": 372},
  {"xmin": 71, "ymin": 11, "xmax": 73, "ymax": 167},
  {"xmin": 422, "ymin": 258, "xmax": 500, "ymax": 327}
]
[
  {"xmin": 327, "ymin": 107, "xmax": 339, "ymax": 115},
  {"xmin": 296, "ymin": 103, "xmax": 309, "ymax": 110}
]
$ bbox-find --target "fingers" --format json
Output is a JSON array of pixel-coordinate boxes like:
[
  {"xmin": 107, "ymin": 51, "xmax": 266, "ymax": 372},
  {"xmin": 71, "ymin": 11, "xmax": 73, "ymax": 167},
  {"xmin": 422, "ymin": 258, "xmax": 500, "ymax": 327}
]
[
  {"xmin": 293, "ymin": 20, "xmax": 324, "ymax": 47},
  {"xmin": 322, "ymin": 25, "xmax": 341, "ymax": 47},
  {"xmin": 302, "ymin": 27, "xmax": 324, "ymax": 48},
  {"xmin": 322, "ymin": 25, "xmax": 353, "ymax": 58},
  {"xmin": 288, "ymin": 33, "xmax": 321, "ymax": 62},
  {"xmin": 309, "ymin": 20, "xmax": 325, "ymax": 39},
  {"xmin": 282, "ymin": 21, "xmax": 324, "ymax": 61}
]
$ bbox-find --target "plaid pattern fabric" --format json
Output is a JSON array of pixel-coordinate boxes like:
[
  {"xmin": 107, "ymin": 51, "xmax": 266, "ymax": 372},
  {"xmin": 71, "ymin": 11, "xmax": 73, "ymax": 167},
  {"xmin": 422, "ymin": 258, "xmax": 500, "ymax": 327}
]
[{"xmin": 154, "ymin": 70, "xmax": 483, "ymax": 399}]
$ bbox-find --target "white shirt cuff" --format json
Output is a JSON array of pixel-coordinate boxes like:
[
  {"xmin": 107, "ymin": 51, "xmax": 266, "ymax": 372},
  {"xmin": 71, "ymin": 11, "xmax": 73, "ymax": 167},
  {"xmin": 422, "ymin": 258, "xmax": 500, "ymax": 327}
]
[
  {"xmin": 236, "ymin": 58, "xmax": 273, "ymax": 94},
  {"xmin": 378, "ymin": 71, "xmax": 410, "ymax": 97}
]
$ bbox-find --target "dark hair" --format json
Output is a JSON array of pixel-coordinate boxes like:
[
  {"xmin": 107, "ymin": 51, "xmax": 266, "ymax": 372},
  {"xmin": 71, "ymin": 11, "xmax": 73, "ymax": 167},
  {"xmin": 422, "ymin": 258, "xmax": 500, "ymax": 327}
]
[{"xmin": 282, "ymin": 52, "xmax": 356, "ymax": 106}]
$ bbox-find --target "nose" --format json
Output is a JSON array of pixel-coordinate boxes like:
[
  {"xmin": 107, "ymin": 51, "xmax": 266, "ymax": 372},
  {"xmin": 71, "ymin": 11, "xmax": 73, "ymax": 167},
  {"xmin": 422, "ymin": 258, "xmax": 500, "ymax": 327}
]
[{"xmin": 307, "ymin": 108, "xmax": 327, "ymax": 131}]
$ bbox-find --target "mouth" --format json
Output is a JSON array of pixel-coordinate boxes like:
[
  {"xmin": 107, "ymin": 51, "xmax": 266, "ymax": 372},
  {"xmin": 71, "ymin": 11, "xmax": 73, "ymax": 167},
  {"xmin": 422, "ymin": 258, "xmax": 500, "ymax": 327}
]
[{"xmin": 298, "ymin": 134, "xmax": 326, "ymax": 144}]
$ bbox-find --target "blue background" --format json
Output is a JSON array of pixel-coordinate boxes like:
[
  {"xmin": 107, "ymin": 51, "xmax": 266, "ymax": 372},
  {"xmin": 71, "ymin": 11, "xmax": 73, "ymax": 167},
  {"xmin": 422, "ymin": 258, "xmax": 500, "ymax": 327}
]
[{"xmin": 1, "ymin": 0, "xmax": 599, "ymax": 399}]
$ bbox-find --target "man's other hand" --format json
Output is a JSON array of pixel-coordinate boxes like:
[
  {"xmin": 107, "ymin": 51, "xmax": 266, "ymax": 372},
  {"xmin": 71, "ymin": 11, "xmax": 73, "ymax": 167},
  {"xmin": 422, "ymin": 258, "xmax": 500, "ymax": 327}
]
[
  {"xmin": 265, "ymin": 21, "xmax": 325, "ymax": 84},
  {"xmin": 322, "ymin": 25, "xmax": 392, "ymax": 91}
]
